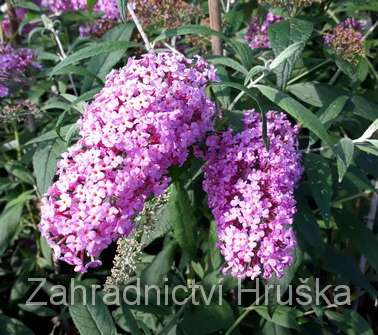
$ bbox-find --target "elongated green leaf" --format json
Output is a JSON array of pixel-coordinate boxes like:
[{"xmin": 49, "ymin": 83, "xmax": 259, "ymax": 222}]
[
  {"xmin": 309, "ymin": 95, "xmax": 349, "ymax": 145},
  {"xmin": 294, "ymin": 198, "xmax": 325, "ymax": 255},
  {"xmin": 256, "ymin": 85, "xmax": 335, "ymax": 148},
  {"xmin": 82, "ymin": 23, "xmax": 135, "ymax": 91},
  {"xmin": 269, "ymin": 42, "xmax": 304, "ymax": 70},
  {"xmin": 69, "ymin": 287, "xmax": 117, "ymax": 335},
  {"xmin": 0, "ymin": 314, "xmax": 34, "ymax": 335},
  {"xmin": 269, "ymin": 19, "xmax": 313, "ymax": 89},
  {"xmin": 153, "ymin": 25, "xmax": 228, "ymax": 45},
  {"xmin": 323, "ymin": 246, "xmax": 377, "ymax": 298},
  {"xmin": 168, "ymin": 183, "xmax": 197, "ymax": 258},
  {"xmin": 51, "ymin": 40, "xmax": 138, "ymax": 76},
  {"xmin": 26, "ymin": 124, "xmax": 76, "ymax": 145},
  {"xmin": 357, "ymin": 119, "xmax": 378, "ymax": 141},
  {"xmin": 181, "ymin": 301, "xmax": 234, "ymax": 335},
  {"xmin": 0, "ymin": 193, "xmax": 30, "ymax": 256},
  {"xmin": 336, "ymin": 211, "xmax": 378, "ymax": 274},
  {"xmin": 208, "ymin": 56, "xmax": 248, "ymax": 75},
  {"xmin": 319, "ymin": 95, "xmax": 349, "ymax": 127},
  {"xmin": 117, "ymin": 0, "xmax": 128, "ymax": 22},
  {"xmin": 121, "ymin": 303, "xmax": 141, "ymax": 335},
  {"xmin": 87, "ymin": 0, "xmax": 98, "ymax": 12},
  {"xmin": 141, "ymin": 241, "xmax": 177, "ymax": 287},
  {"xmin": 325, "ymin": 309, "xmax": 374, "ymax": 335},
  {"xmin": 287, "ymin": 82, "xmax": 346, "ymax": 108},
  {"xmin": 304, "ymin": 154, "xmax": 333, "ymax": 220},
  {"xmin": 255, "ymin": 306, "xmax": 300, "ymax": 330},
  {"xmin": 53, "ymin": 65, "xmax": 104, "ymax": 85},
  {"xmin": 33, "ymin": 138, "xmax": 67, "ymax": 195},
  {"xmin": 335, "ymin": 138, "xmax": 355, "ymax": 182}
]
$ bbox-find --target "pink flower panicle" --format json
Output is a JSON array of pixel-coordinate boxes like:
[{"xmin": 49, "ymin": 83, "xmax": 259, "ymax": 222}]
[
  {"xmin": 39, "ymin": 52, "xmax": 217, "ymax": 272},
  {"xmin": 203, "ymin": 110, "xmax": 302, "ymax": 280},
  {"xmin": 245, "ymin": 12, "xmax": 283, "ymax": 49}
]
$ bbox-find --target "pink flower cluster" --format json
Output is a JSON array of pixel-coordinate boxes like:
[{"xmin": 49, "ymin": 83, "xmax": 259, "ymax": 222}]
[
  {"xmin": 0, "ymin": 43, "xmax": 40, "ymax": 97},
  {"xmin": 202, "ymin": 110, "xmax": 302, "ymax": 280},
  {"xmin": 245, "ymin": 12, "xmax": 283, "ymax": 49},
  {"xmin": 40, "ymin": 0, "xmax": 119, "ymax": 20},
  {"xmin": 324, "ymin": 18, "xmax": 364, "ymax": 64},
  {"xmin": 39, "ymin": 52, "xmax": 217, "ymax": 272}
]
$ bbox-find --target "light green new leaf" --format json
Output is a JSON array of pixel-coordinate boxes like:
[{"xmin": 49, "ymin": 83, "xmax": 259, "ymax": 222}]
[
  {"xmin": 51, "ymin": 40, "xmax": 138, "ymax": 76},
  {"xmin": 69, "ymin": 287, "xmax": 117, "ymax": 335},
  {"xmin": 33, "ymin": 138, "xmax": 67, "ymax": 195},
  {"xmin": 268, "ymin": 19, "xmax": 313, "ymax": 89},
  {"xmin": 335, "ymin": 138, "xmax": 355, "ymax": 182}
]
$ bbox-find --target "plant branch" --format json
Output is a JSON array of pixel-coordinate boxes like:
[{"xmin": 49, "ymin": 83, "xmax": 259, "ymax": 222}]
[
  {"xmin": 208, "ymin": 0, "xmax": 222, "ymax": 55},
  {"xmin": 127, "ymin": 2, "xmax": 152, "ymax": 51}
]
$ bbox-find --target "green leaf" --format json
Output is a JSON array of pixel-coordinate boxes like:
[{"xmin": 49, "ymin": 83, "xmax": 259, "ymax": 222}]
[
  {"xmin": 336, "ymin": 211, "xmax": 378, "ymax": 274},
  {"xmin": 120, "ymin": 303, "xmax": 141, "ymax": 335},
  {"xmin": 69, "ymin": 287, "xmax": 117, "ymax": 335},
  {"xmin": 82, "ymin": 23, "xmax": 135, "ymax": 91},
  {"xmin": 268, "ymin": 19, "xmax": 313, "ymax": 89},
  {"xmin": 256, "ymin": 85, "xmax": 335, "ymax": 148},
  {"xmin": 87, "ymin": 0, "xmax": 98, "ymax": 12},
  {"xmin": 350, "ymin": 96, "xmax": 378, "ymax": 122},
  {"xmin": 255, "ymin": 306, "xmax": 300, "ymax": 330},
  {"xmin": 304, "ymin": 154, "xmax": 333, "ymax": 220},
  {"xmin": 153, "ymin": 25, "xmax": 228, "ymax": 45},
  {"xmin": 356, "ymin": 119, "xmax": 378, "ymax": 141},
  {"xmin": 325, "ymin": 309, "xmax": 374, "ymax": 335},
  {"xmin": 141, "ymin": 241, "xmax": 177, "ymax": 287},
  {"xmin": 323, "ymin": 246, "xmax": 377, "ymax": 299},
  {"xmin": 117, "ymin": 0, "xmax": 128, "ymax": 23},
  {"xmin": 309, "ymin": 95, "xmax": 349, "ymax": 145},
  {"xmin": 294, "ymin": 198, "xmax": 325, "ymax": 255},
  {"xmin": 51, "ymin": 40, "xmax": 138, "ymax": 76},
  {"xmin": 181, "ymin": 301, "xmax": 234, "ymax": 335},
  {"xmin": 0, "ymin": 314, "xmax": 34, "ymax": 335},
  {"xmin": 53, "ymin": 65, "xmax": 104, "ymax": 86},
  {"xmin": 33, "ymin": 139, "xmax": 67, "ymax": 195},
  {"xmin": 0, "ymin": 192, "xmax": 30, "ymax": 256},
  {"xmin": 287, "ymin": 82, "xmax": 346, "ymax": 108},
  {"xmin": 269, "ymin": 41, "xmax": 305, "ymax": 71},
  {"xmin": 168, "ymin": 183, "xmax": 197, "ymax": 259},
  {"xmin": 335, "ymin": 138, "xmax": 355, "ymax": 182},
  {"xmin": 18, "ymin": 304, "xmax": 56, "ymax": 317},
  {"xmin": 318, "ymin": 95, "xmax": 349, "ymax": 128},
  {"xmin": 26, "ymin": 124, "xmax": 77, "ymax": 145},
  {"xmin": 208, "ymin": 56, "xmax": 248, "ymax": 75}
]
